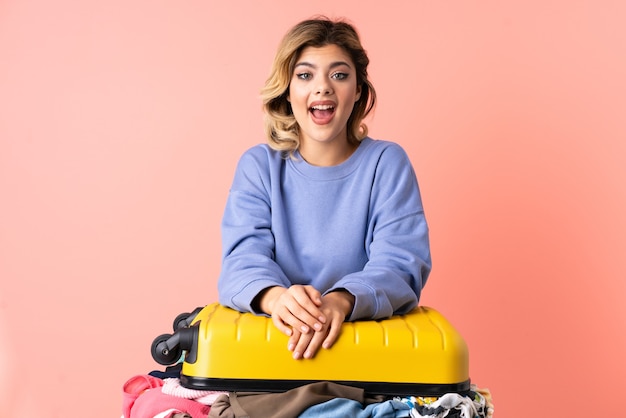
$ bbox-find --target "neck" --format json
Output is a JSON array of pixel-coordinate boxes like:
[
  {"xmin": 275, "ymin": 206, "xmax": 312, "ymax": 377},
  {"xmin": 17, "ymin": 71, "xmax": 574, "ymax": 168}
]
[{"xmin": 299, "ymin": 140, "xmax": 357, "ymax": 167}]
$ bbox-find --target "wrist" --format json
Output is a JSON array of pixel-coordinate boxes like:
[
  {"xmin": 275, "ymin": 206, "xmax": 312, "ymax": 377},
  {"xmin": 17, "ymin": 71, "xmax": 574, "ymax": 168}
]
[
  {"xmin": 256, "ymin": 286, "xmax": 285, "ymax": 315},
  {"xmin": 326, "ymin": 289, "xmax": 355, "ymax": 319}
]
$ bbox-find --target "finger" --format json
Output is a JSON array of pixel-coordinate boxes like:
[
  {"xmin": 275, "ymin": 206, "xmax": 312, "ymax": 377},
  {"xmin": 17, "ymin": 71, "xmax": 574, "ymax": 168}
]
[
  {"xmin": 302, "ymin": 285, "xmax": 323, "ymax": 306},
  {"xmin": 292, "ymin": 330, "xmax": 315, "ymax": 360},
  {"xmin": 322, "ymin": 317, "xmax": 344, "ymax": 350},
  {"xmin": 271, "ymin": 313, "xmax": 293, "ymax": 337},
  {"xmin": 302, "ymin": 329, "xmax": 328, "ymax": 359},
  {"xmin": 273, "ymin": 305, "xmax": 313, "ymax": 335},
  {"xmin": 288, "ymin": 329, "xmax": 301, "ymax": 352},
  {"xmin": 303, "ymin": 286, "xmax": 326, "ymax": 324},
  {"xmin": 271, "ymin": 293, "xmax": 316, "ymax": 333},
  {"xmin": 284, "ymin": 288, "xmax": 324, "ymax": 331},
  {"xmin": 290, "ymin": 286, "xmax": 322, "ymax": 312}
]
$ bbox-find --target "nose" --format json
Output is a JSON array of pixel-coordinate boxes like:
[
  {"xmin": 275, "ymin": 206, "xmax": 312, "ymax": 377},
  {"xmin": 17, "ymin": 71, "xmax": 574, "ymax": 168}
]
[{"xmin": 315, "ymin": 79, "xmax": 333, "ymax": 95}]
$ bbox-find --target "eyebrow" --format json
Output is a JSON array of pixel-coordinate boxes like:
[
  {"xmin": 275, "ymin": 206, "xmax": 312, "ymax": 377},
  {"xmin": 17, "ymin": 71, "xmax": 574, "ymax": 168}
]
[{"xmin": 294, "ymin": 61, "xmax": 353, "ymax": 70}]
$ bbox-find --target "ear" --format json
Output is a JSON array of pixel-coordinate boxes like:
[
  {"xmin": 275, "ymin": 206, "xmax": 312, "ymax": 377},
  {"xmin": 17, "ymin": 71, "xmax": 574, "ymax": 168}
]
[{"xmin": 355, "ymin": 84, "xmax": 362, "ymax": 102}]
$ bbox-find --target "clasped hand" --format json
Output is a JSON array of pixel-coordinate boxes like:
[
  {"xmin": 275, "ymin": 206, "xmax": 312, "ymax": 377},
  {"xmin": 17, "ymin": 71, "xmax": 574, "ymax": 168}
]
[{"xmin": 257, "ymin": 285, "xmax": 354, "ymax": 360}]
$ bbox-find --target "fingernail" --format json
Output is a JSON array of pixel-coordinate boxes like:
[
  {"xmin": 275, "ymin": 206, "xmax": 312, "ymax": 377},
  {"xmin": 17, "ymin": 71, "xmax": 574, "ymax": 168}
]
[
  {"xmin": 293, "ymin": 351, "xmax": 301, "ymax": 359},
  {"xmin": 313, "ymin": 323, "xmax": 322, "ymax": 331},
  {"xmin": 300, "ymin": 325, "xmax": 309, "ymax": 333},
  {"xmin": 319, "ymin": 316, "xmax": 326, "ymax": 323},
  {"xmin": 288, "ymin": 343, "xmax": 295, "ymax": 351},
  {"xmin": 304, "ymin": 351, "xmax": 311, "ymax": 359}
]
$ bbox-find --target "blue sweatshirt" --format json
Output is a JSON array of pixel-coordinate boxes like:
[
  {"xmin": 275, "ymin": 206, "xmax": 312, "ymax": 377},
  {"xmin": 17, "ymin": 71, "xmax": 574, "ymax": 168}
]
[{"xmin": 218, "ymin": 137, "xmax": 431, "ymax": 321}]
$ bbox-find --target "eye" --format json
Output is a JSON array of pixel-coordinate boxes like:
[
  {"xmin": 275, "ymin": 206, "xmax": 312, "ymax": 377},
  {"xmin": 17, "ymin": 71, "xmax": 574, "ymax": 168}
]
[
  {"xmin": 331, "ymin": 72, "xmax": 349, "ymax": 80},
  {"xmin": 296, "ymin": 72, "xmax": 312, "ymax": 80}
]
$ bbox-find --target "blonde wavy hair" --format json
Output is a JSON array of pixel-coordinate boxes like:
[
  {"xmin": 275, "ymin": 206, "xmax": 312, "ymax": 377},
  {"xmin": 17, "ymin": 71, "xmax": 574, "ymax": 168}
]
[{"xmin": 260, "ymin": 17, "xmax": 377, "ymax": 156}]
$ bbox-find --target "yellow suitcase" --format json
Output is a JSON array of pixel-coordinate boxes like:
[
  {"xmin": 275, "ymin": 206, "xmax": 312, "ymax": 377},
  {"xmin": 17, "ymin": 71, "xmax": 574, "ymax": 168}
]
[{"xmin": 151, "ymin": 303, "xmax": 470, "ymax": 396}]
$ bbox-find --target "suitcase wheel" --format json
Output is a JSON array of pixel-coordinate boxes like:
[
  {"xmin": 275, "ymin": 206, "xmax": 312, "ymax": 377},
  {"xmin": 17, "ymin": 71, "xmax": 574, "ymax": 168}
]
[{"xmin": 151, "ymin": 333, "xmax": 182, "ymax": 366}]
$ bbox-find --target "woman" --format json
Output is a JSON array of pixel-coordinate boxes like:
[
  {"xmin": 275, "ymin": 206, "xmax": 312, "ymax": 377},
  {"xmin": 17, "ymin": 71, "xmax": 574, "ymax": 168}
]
[{"xmin": 218, "ymin": 16, "xmax": 431, "ymax": 361}]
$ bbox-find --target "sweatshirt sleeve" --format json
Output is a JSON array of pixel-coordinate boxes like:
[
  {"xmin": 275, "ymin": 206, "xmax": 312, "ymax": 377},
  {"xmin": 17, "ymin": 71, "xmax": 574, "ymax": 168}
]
[
  {"xmin": 217, "ymin": 147, "xmax": 290, "ymax": 314},
  {"xmin": 327, "ymin": 144, "xmax": 432, "ymax": 321}
]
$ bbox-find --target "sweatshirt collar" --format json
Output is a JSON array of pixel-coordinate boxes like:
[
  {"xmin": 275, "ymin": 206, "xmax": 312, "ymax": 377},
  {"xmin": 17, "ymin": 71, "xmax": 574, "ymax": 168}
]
[{"xmin": 290, "ymin": 137, "xmax": 372, "ymax": 181}]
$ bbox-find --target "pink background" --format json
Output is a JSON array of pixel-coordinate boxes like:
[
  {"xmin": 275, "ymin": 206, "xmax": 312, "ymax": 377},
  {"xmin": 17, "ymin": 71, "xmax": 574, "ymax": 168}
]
[{"xmin": 1, "ymin": 1, "xmax": 625, "ymax": 416}]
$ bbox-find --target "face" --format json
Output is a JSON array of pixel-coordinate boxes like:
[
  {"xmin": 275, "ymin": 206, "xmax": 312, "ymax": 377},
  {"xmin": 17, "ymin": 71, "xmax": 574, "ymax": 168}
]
[{"xmin": 287, "ymin": 44, "xmax": 361, "ymax": 150}]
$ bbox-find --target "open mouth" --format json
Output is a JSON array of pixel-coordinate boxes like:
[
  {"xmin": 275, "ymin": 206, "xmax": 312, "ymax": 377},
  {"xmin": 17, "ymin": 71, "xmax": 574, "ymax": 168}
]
[{"xmin": 309, "ymin": 104, "xmax": 336, "ymax": 121}]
